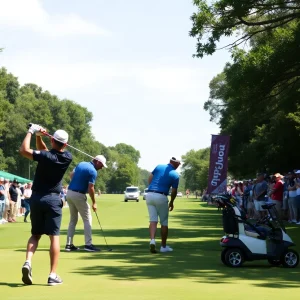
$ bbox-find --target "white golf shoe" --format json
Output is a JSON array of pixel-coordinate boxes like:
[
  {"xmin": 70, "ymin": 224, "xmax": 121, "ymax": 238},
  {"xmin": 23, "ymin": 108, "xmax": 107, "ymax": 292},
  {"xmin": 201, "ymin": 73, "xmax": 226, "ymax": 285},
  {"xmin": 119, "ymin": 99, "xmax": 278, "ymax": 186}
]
[
  {"xmin": 150, "ymin": 239, "xmax": 157, "ymax": 253},
  {"xmin": 160, "ymin": 246, "xmax": 173, "ymax": 253}
]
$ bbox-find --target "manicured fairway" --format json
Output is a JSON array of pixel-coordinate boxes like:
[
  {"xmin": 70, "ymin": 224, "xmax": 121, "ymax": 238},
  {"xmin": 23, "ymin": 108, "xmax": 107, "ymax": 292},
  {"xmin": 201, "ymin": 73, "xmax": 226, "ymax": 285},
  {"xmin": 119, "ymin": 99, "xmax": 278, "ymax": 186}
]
[{"xmin": 0, "ymin": 195, "xmax": 299, "ymax": 300}]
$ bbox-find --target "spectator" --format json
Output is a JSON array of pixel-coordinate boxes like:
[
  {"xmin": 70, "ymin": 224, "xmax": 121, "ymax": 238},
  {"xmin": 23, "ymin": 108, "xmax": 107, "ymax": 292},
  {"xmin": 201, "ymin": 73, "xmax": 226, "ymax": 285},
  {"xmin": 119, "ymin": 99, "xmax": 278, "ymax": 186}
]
[
  {"xmin": 8, "ymin": 179, "xmax": 19, "ymax": 222},
  {"xmin": 186, "ymin": 189, "xmax": 190, "ymax": 198},
  {"xmin": 282, "ymin": 176, "xmax": 289, "ymax": 220},
  {"xmin": 23, "ymin": 183, "xmax": 32, "ymax": 223},
  {"xmin": 236, "ymin": 182, "xmax": 243, "ymax": 208},
  {"xmin": 19, "ymin": 184, "xmax": 26, "ymax": 217},
  {"xmin": 253, "ymin": 173, "xmax": 268, "ymax": 220},
  {"xmin": 295, "ymin": 170, "xmax": 300, "ymax": 225},
  {"xmin": 287, "ymin": 171, "xmax": 298, "ymax": 223},
  {"xmin": 2, "ymin": 179, "xmax": 10, "ymax": 223},
  {"xmin": 0, "ymin": 177, "xmax": 5, "ymax": 224},
  {"xmin": 269, "ymin": 173, "xmax": 284, "ymax": 217},
  {"xmin": 16, "ymin": 182, "xmax": 23, "ymax": 217},
  {"xmin": 59, "ymin": 187, "xmax": 66, "ymax": 207},
  {"xmin": 231, "ymin": 182, "xmax": 237, "ymax": 199},
  {"xmin": 242, "ymin": 181, "xmax": 251, "ymax": 213},
  {"xmin": 247, "ymin": 180, "xmax": 255, "ymax": 219}
]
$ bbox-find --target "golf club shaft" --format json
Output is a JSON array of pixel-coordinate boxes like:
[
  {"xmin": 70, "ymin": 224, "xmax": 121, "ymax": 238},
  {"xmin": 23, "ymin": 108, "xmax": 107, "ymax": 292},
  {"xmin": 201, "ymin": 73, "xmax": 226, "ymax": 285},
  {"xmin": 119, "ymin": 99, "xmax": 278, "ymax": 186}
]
[
  {"xmin": 95, "ymin": 211, "xmax": 111, "ymax": 250},
  {"xmin": 40, "ymin": 131, "xmax": 95, "ymax": 159}
]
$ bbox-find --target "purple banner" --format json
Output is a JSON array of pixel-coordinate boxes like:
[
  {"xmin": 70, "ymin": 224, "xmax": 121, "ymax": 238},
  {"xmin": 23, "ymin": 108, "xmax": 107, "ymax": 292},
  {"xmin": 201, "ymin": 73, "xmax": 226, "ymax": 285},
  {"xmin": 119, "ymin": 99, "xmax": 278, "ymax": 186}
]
[{"xmin": 207, "ymin": 135, "xmax": 230, "ymax": 194}]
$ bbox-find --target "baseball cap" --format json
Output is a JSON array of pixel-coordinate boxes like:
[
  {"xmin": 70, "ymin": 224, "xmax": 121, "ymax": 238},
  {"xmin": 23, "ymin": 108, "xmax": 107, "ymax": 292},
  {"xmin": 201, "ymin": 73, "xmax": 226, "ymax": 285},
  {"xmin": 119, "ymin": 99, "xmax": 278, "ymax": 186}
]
[
  {"xmin": 53, "ymin": 130, "xmax": 68, "ymax": 144},
  {"xmin": 170, "ymin": 157, "xmax": 181, "ymax": 164},
  {"xmin": 94, "ymin": 155, "xmax": 107, "ymax": 168},
  {"xmin": 295, "ymin": 170, "xmax": 300, "ymax": 174},
  {"xmin": 13, "ymin": 179, "xmax": 19, "ymax": 184},
  {"xmin": 0, "ymin": 177, "xmax": 4, "ymax": 181}
]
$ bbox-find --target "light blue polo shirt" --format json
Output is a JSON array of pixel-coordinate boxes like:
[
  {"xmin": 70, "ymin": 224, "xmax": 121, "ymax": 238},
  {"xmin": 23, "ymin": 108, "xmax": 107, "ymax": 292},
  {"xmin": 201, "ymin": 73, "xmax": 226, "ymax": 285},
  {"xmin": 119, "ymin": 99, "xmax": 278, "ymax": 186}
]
[
  {"xmin": 69, "ymin": 161, "xmax": 97, "ymax": 193},
  {"xmin": 148, "ymin": 164, "xmax": 179, "ymax": 194}
]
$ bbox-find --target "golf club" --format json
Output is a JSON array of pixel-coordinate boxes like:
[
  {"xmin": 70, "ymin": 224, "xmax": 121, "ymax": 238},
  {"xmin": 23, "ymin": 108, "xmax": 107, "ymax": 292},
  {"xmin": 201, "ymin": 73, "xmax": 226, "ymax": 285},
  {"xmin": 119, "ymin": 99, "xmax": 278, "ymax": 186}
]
[
  {"xmin": 28, "ymin": 123, "xmax": 95, "ymax": 159},
  {"xmin": 28, "ymin": 124, "xmax": 119, "ymax": 169},
  {"xmin": 95, "ymin": 211, "xmax": 113, "ymax": 252}
]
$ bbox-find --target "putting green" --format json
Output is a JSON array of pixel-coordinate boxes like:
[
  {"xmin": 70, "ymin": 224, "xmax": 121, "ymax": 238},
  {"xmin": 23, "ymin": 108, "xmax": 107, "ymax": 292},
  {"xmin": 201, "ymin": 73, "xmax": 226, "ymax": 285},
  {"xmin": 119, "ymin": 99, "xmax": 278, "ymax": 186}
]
[{"xmin": 0, "ymin": 195, "xmax": 299, "ymax": 300}]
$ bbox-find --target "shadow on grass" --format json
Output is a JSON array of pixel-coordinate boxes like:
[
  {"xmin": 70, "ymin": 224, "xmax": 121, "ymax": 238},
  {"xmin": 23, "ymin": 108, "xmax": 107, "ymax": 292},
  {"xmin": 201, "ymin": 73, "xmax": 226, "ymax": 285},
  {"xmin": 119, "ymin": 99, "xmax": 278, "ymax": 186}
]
[
  {"xmin": 62, "ymin": 202, "xmax": 300, "ymax": 288},
  {"xmin": 0, "ymin": 282, "xmax": 48, "ymax": 288},
  {"xmin": 0, "ymin": 282, "xmax": 25, "ymax": 288}
]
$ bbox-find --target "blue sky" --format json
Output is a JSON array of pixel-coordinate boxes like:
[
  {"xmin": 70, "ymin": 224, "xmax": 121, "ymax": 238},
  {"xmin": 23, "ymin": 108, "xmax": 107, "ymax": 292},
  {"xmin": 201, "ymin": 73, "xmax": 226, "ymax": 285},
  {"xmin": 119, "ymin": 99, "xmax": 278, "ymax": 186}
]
[{"xmin": 0, "ymin": 0, "xmax": 232, "ymax": 171}]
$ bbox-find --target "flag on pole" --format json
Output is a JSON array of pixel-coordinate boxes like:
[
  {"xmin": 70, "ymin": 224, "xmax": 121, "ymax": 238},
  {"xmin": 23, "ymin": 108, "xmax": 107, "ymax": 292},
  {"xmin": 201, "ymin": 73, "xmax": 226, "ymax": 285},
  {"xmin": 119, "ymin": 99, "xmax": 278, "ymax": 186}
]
[{"xmin": 207, "ymin": 135, "xmax": 230, "ymax": 194}]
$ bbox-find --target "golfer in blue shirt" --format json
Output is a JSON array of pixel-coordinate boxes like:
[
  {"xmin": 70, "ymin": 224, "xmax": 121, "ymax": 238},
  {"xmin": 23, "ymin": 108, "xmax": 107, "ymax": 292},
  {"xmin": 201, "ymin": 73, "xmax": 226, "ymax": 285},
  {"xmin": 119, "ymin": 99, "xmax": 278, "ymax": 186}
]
[
  {"xmin": 146, "ymin": 157, "xmax": 180, "ymax": 253},
  {"xmin": 65, "ymin": 155, "xmax": 107, "ymax": 252}
]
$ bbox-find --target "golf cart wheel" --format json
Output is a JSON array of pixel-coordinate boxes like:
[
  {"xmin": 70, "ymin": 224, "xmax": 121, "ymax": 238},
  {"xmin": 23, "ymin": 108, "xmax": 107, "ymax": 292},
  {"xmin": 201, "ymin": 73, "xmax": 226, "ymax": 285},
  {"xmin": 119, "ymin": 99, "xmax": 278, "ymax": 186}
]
[
  {"xmin": 267, "ymin": 258, "xmax": 282, "ymax": 267},
  {"xmin": 224, "ymin": 248, "xmax": 244, "ymax": 268},
  {"xmin": 124, "ymin": 199, "xmax": 128, "ymax": 202},
  {"xmin": 136, "ymin": 200, "xmax": 139, "ymax": 202},
  {"xmin": 281, "ymin": 249, "xmax": 299, "ymax": 268},
  {"xmin": 221, "ymin": 248, "xmax": 228, "ymax": 265}
]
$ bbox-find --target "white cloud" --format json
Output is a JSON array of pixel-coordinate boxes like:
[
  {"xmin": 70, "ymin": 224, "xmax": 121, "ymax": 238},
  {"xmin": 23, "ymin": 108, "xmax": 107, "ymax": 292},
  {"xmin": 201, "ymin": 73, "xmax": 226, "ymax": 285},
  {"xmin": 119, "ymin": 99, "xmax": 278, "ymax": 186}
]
[{"xmin": 0, "ymin": 0, "xmax": 109, "ymax": 37}]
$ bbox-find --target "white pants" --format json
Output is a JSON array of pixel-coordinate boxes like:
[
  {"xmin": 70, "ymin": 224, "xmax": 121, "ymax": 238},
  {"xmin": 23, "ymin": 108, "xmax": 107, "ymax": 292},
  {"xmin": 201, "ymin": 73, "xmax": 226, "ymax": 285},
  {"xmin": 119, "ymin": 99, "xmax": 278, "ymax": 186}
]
[
  {"xmin": 146, "ymin": 192, "xmax": 169, "ymax": 226},
  {"xmin": 66, "ymin": 190, "xmax": 93, "ymax": 246}
]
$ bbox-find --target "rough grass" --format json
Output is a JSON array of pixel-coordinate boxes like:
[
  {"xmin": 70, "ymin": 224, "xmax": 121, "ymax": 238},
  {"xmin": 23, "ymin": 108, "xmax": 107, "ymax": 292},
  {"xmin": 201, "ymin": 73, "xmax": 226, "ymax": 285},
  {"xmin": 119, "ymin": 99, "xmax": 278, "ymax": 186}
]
[{"xmin": 0, "ymin": 195, "xmax": 299, "ymax": 300}]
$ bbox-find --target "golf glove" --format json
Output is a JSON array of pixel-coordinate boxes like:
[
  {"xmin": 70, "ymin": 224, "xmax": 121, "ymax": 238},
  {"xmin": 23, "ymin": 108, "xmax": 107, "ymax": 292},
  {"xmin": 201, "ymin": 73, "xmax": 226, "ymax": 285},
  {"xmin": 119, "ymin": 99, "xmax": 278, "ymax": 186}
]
[
  {"xmin": 28, "ymin": 123, "xmax": 42, "ymax": 135},
  {"xmin": 36, "ymin": 126, "xmax": 47, "ymax": 136}
]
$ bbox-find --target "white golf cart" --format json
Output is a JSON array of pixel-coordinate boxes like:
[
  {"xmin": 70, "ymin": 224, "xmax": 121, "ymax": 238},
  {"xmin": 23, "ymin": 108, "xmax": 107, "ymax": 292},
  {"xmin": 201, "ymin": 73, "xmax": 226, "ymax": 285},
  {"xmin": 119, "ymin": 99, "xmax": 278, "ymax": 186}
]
[{"xmin": 215, "ymin": 194, "xmax": 299, "ymax": 268}]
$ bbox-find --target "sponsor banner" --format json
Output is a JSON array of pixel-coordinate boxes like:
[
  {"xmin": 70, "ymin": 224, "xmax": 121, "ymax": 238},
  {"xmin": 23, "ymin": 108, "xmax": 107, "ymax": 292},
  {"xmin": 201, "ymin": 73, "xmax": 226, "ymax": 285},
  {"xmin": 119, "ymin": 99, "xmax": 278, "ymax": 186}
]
[{"xmin": 207, "ymin": 135, "xmax": 230, "ymax": 194}]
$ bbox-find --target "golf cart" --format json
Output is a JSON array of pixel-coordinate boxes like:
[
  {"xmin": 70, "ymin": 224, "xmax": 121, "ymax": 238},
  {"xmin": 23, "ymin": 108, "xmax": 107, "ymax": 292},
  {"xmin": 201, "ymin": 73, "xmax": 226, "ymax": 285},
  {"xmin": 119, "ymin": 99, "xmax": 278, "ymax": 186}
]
[{"xmin": 215, "ymin": 194, "xmax": 299, "ymax": 268}]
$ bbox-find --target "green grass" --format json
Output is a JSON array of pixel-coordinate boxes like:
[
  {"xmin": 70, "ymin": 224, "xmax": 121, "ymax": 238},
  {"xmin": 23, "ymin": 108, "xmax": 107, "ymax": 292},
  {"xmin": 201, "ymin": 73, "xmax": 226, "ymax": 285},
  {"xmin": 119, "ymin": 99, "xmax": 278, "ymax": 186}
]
[{"xmin": 0, "ymin": 195, "xmax": 300, "ymax": 300}]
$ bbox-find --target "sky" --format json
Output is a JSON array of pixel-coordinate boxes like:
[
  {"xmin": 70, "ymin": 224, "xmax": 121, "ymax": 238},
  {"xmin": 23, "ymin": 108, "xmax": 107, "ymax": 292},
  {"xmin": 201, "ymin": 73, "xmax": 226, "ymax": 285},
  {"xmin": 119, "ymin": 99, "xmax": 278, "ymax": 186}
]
[{"xmin": 0, "ymin": 0, "xmax": 232, "ymax": 171}]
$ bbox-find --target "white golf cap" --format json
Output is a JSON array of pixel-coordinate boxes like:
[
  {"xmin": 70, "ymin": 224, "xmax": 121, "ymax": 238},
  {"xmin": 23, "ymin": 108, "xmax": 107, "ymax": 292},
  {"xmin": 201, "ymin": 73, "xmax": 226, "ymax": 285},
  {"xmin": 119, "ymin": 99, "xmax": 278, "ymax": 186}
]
[
  {"xmin": 0, "ymin": 177, "xmax": 4, "ymax": 181},
  {"xmin": 170, "ymin": 157, "xmax": 181, "ymax": 164},
  {"xmin": 53, "ymin": 130, "xmax": 68, "ymax": 144},
  {"xmin": 295, "ymin": 170, "xmax": 300, "ymax": 174},
  {"xmin": 94, "ymin": 155, "xmax": 107, "ymax": 168}
]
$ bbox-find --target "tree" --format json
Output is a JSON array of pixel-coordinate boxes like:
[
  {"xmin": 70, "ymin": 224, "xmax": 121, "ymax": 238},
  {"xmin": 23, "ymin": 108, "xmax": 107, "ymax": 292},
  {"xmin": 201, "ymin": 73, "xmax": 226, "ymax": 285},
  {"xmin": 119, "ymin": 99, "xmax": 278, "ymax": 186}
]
[
  {"xmin": 107, "ymin": 155, "xmax": 139, "ymax": 193},
  {"xmin": 181, "ymin": 148, "xmax": 210, "ymax": 192},
  {"xmin": 139, "ymin": 168, "xmax": 150, "ymax": 191},
  {"xmin": 190, "ymin": 0, "xmax": 300, "ymax": 57},
  {"xmin": 113, "ymin": 143, "xmax": 141, "ymax": 164}
]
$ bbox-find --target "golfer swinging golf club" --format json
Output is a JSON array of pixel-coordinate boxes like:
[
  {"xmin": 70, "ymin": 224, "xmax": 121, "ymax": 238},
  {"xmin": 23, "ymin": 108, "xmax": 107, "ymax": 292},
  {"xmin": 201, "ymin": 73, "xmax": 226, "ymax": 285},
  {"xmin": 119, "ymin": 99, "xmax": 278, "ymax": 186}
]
[
  {"xmin": 146, "ymin": 157, "xmax": 180, "ymax": 253},
  {"xmin": 65, "ymin": 155, "xmax": 107, "ymax": 252},
  {"xmin": 19, "ymin": 123, "xmax": 72, "ymax": 286}
]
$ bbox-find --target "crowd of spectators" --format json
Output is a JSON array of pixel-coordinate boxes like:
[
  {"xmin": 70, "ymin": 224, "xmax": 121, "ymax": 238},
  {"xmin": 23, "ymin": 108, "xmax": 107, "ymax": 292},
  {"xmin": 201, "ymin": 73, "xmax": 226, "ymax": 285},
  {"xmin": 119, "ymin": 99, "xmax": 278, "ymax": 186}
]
[
  {"xmin": 226, "ymin": 171, "xmax": 300, "ymax": 224},
  {"xmin": 0, "ymin": 177, "xmax": 33, "ymax": 224},
  {"xmin": 0, "ymin": 178, "xmax": 72, "ymax": 225}
]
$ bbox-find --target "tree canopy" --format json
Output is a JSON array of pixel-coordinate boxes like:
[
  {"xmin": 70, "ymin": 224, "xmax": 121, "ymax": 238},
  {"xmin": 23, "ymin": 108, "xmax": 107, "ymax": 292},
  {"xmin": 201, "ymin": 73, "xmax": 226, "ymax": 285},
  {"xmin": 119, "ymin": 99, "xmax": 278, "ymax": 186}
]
[{"xmin": 190, "ymin": 0, "xmax": 300, "ymax": 57}]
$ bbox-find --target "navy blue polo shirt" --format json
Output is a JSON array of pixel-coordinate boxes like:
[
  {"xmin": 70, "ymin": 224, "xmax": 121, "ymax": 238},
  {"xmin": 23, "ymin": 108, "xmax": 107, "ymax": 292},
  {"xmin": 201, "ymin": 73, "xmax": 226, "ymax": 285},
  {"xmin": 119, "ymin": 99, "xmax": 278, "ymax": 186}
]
[
  {"xmin": 68, "ymin": 161, "xmax": 97, "ymax": 193},
  {"xmin": 32, "ymin": 149, "xmax": 72, "ymax": 194},
  {"xmin": 148, "ymin": 164, "xmax": 179, "ymax": 194}
]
